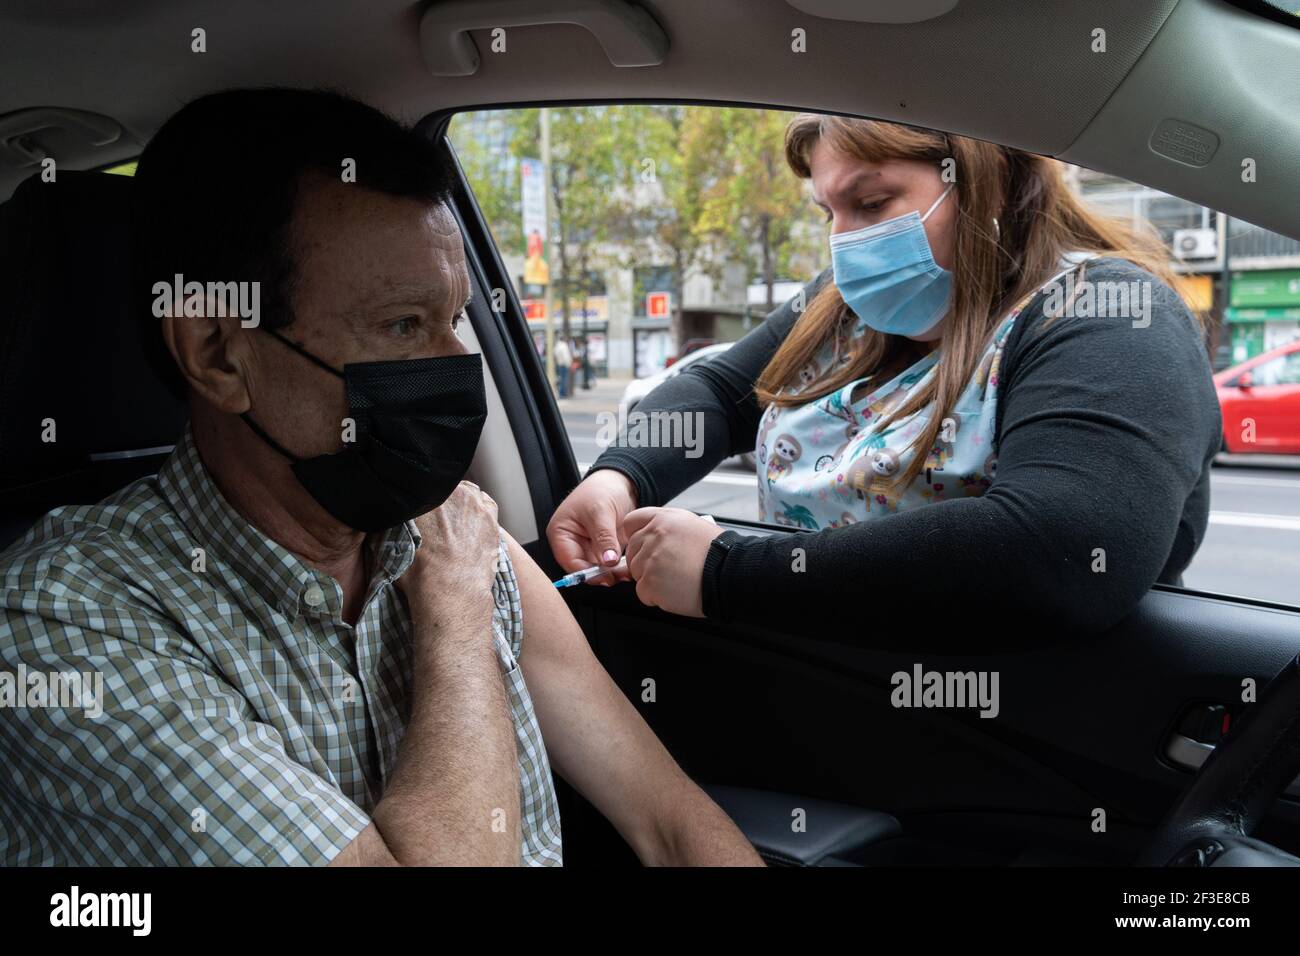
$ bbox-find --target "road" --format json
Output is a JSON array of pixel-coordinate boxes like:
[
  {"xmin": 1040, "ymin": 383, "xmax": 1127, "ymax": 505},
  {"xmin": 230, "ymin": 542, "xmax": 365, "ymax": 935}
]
[{"xmin": 558, "ymin": 382, "xmax": 1300, "ymax": 608}]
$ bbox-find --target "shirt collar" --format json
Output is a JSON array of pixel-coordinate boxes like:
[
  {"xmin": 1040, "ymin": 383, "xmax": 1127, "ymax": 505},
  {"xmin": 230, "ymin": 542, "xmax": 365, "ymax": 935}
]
[{"xmin": 157, "ymin": 424, "xmax": 420, "ymax": 621}]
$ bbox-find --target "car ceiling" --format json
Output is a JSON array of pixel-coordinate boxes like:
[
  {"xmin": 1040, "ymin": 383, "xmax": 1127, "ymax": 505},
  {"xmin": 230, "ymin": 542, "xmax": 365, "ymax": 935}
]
[{"xmin": 1, "ymin": 0, "xmax": 1297, "ymax": 239}]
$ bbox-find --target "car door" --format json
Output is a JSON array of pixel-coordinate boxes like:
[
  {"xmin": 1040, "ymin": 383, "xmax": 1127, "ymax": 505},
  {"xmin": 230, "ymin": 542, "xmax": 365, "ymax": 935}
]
[
  {"xmin": 1255, "ymin": 349, "xmax": 1300, "ymax": 453},
  {"xmin": 1280, "ymin": 350, "xmax": 1300, "ymax": 453},
  {"xmin": 1219, "ymin": 361, "xmax": 1261, "ymax": 453},
  {"xmin": 1231, "ymin": 350, "xmax": 1300, "ymax": 453},
  {"xmin": 429, "ymin": 106, "xmax": 1300, "ymax": 868}
]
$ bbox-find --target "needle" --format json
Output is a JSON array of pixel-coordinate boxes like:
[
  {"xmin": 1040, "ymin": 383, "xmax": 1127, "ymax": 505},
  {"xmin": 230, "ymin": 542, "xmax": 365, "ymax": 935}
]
[{"xmin": 553, "ymin": 557, "xmax": 628, "ymax": 588}]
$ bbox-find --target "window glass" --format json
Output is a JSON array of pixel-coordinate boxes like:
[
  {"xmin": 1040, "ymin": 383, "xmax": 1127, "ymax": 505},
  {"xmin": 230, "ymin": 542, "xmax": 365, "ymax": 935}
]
[
  {"xmin": 1253, "ymin": 351, "xmax": 1300, "ymax": 386},
  {"xmin": 1261, "ymin": 1, "xmax": 1300, "ymax": 17},
  {"xmin": 1253, "ymin": 356, "xmax": 1286, "ymax": 386},
  {"xmin": 447, "ymin": 106, "xmax": 1300, "ymax": 609}
]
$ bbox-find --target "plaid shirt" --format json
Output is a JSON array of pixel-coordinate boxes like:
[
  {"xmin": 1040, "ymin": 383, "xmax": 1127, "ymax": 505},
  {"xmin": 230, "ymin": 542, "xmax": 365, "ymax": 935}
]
[{"xmin": 0, "ymin": 426, "xmax": 562, "ymax": 865}]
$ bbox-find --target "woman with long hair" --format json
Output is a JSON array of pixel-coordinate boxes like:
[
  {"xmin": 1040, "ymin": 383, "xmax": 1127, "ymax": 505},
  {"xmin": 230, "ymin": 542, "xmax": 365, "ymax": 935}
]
[{"xmin": 548, "ymin": 115, "xmax": 1220, "ymax": 639}]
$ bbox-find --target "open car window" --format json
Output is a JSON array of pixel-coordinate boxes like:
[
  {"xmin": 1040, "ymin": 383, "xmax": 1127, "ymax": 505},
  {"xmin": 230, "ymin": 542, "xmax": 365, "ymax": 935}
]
[{"xmin": 446, "ymin": 105, "xmax": 1300, "ymax": 611}]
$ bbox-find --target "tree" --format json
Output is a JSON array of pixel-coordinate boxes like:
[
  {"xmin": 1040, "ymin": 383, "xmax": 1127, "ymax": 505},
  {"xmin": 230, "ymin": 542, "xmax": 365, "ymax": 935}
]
[
  {"xmin": 452, "ymin": 105, "xmax": 824, "ymax": 350},
  {"xmin": 691, "ymin": 108, "xmax": 823, "ymax": 312},
  {"xmin": 619, "ymin": 105, "xmax": 711, "ymax": 351},
  {"xmin": 513, "ymin": 106, "xmax": 640, "ymax": 339},
  {"xmin": 450, "ymin": 110, "xmax": 526, "ymax": 256}
]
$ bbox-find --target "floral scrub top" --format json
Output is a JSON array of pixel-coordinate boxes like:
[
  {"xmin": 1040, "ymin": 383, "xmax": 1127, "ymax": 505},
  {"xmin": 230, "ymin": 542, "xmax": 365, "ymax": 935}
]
[{"xmin": 756, "ymin": 254, "xmax": 1095, "ymax": 530}]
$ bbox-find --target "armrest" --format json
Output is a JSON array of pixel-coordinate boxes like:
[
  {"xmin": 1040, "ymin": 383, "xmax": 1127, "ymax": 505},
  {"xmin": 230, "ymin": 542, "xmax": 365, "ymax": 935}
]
[{"xmin": 704, "ymin": 784, "xmax": 901, "ymax": 867}]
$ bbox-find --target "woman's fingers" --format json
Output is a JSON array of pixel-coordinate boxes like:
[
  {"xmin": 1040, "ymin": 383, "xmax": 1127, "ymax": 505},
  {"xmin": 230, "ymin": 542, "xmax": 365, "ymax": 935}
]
[
  {"xmin": 629, "ymin": 544, "xmax": 656, "ymax": 607},
  {"xmin": 589, "ymin": 500, "xmax": 625, "ymax": 567},
  {"xmin": 547, "ymin": 516, "xmax": 596, "ymax": 572},
  {"xmin": 546, "ymin": 496, "xmax": 604, "ymax": 571},
  {"xmin": 546, "ymin": 477, "xmax": 637, "ymax": 575},
  {"xmin": 622, "ymin": 506, "xmax": 659, "ymax": 537},
  {"xmin": 625, "ymin": 523, "xmax": 650, "ymax": 581},
  {"xmin": 620, "ymin": 509, "xmax": 718, "ymax": 616}
]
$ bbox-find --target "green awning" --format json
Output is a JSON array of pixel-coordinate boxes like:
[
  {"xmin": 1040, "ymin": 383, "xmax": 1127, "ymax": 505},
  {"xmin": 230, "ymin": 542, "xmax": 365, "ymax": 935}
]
[
  {"xmin": 1229, "ymin": 268, "xmax": 1300, "ymax": 309},
  {"xmin": 1224, "ymin": 306, "xmax": 1300, "ymax": 323}
]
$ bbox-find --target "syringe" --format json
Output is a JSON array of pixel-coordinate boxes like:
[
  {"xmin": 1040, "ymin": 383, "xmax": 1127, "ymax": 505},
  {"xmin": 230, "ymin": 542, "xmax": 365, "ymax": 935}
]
[{"xmin": 553, "ymin": 557, "xmax": 627, "ymax": 588}]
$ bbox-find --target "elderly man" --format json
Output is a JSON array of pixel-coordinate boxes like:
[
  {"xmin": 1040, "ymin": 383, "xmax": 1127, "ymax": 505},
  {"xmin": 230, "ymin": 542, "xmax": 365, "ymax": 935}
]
[{"xmin": 0, "ymin": 88, "xmax": 760, "ymax": 866}]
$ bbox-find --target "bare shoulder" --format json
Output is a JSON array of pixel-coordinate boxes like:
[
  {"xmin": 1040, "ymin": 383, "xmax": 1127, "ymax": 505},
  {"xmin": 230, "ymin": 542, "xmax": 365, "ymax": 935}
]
[{"xmin": 499, "ymin": 529, "xmax": 589, "ymax": 665}]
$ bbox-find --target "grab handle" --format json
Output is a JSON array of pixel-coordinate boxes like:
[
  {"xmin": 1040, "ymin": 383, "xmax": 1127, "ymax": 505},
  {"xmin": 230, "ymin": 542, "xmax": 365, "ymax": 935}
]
[{"xmin": 419, "ymin": 0, "xmax": 669, "ymax": 76}]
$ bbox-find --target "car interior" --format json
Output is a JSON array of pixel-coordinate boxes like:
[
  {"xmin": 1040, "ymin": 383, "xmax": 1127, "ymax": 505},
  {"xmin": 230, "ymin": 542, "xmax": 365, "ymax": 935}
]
[{"xmin": 3, "ymin": 0, "xmax": 1300, "ymax": 868}]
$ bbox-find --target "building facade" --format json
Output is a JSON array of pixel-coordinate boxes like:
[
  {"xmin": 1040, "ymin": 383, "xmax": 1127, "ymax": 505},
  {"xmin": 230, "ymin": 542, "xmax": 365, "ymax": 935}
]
[{"xmin": 1073, "ymin": 165, "xmax": 1300, "ymax": 369}]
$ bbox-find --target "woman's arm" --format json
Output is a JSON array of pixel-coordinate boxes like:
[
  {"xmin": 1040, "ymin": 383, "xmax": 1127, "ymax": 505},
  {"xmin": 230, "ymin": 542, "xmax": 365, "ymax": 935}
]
[
  {"xmin": 699, "ymin": 260, "xmax": 1221, "ymax": 640},
  {"xmin": 588, "ymin": 269, "xmax": 832, "ymax": 508}
]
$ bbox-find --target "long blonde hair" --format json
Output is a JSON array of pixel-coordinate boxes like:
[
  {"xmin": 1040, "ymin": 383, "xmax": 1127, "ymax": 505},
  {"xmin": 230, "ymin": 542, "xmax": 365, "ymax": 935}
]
[{"xmin": 758, "ymin": 115, "xmax": 1189, "ymax": 493}]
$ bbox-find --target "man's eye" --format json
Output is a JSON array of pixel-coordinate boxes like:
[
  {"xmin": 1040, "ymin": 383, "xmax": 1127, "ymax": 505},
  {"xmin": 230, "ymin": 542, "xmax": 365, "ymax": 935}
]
[
  {"xmin": 390, "ymin": 316, "xmax": 418, "ymax": 336},
  {"xmin": 859, "ymin": 199, "xmax": 886, "ymax": 213},
  {"xmin": 452, "ymin": 311, "xmax": 463, "ymax": 331}
]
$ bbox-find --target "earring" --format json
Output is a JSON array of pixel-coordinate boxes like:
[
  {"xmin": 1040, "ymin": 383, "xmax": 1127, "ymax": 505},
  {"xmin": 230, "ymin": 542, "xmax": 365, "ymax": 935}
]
[{"xmin": 992, "ymin": 217, "xmax": 1001, "ymax": 240}]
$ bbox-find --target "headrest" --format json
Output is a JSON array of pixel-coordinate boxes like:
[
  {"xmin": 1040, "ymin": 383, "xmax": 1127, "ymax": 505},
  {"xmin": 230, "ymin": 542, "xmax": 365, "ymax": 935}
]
[{"xmin": 0, "ymin": 170, "xmax": 187, "ymax": 491}]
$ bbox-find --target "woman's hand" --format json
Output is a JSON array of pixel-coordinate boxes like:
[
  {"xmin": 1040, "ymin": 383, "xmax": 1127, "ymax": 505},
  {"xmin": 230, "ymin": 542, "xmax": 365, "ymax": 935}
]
[
  {"xmin": 624, "ymin": 507, "xmax": 725, "ymax": 618},
  {"xmin": 546, "ymin": 469, "xmax": 638, "ymax": 585}
]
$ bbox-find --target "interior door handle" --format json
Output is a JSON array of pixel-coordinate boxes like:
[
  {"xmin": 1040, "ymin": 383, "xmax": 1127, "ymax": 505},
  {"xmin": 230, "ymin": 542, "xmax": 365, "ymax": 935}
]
[
  {"xmin": 1166, "ymin": 732, "xmax": 1300, "ymax": 798},
  {"xmin": 419, "ymin": 0, "xmax": 669, "ymax": 76}
]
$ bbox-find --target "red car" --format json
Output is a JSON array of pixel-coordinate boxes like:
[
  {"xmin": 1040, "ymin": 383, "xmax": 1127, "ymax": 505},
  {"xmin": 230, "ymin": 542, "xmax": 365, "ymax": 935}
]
[{"xmin": 1215, "ymin": 340, "xmax": 1300, "ymax": 454}]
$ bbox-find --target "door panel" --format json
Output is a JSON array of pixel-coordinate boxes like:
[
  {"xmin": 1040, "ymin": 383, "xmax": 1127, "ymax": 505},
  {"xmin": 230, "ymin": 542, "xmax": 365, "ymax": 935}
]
[
  {"xmin": 1228, "ymin": 351, "xmax": 1300, "ymax": 452},
  {"xmin": 1251, "ymin": 383, "xmax": 1295, "ymax": 450},
  {"xmin": 559, "ymin": 557, "xmax": 1300, "ymax": 864}
]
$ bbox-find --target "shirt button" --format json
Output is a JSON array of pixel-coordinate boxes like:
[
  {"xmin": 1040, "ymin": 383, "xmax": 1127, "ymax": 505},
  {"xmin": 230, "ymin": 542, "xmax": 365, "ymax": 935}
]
[{"xmin": 303, "ymin": 585, "xmax": 326, "ymax": 608}]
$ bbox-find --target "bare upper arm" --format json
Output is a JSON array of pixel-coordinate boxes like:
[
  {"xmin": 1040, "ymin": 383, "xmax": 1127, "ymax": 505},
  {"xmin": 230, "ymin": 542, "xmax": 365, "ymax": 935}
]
[{"xmin": 502, "ymin": 531, "xmax": 697, "ymax": 859}]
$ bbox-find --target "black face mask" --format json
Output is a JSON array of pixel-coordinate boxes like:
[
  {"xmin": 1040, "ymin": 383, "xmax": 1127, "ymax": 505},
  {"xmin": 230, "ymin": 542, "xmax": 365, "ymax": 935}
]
[{"xmin": 242, "ymin": 329, "xmax": 487, "ymax": 532}]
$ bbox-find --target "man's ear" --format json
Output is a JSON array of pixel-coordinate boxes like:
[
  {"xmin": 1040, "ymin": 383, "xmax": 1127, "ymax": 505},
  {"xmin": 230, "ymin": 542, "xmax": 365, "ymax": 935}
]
[{"xmin": 159, "ymin": 291, "xmax": 255, "ymax": 414}]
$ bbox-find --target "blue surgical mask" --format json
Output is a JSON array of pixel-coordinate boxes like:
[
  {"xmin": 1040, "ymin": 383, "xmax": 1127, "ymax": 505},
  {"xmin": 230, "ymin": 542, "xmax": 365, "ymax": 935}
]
[{"xmin": 830, "ymin": 184, "xmax": 954, "ymax": 338}]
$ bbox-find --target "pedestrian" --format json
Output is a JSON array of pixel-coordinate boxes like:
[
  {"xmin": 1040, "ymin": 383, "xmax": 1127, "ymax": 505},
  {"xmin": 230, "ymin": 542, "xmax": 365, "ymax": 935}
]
[{"xmin": 553, "ymin": 336, "xmax": 572, "ymax": 398}]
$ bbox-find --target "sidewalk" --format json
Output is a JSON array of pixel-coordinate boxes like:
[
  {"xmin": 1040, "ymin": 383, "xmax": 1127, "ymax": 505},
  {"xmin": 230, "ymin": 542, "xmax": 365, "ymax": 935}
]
[{"xmin": 554, "ymin": 373, "xmax": 633, "ymax": 414}]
